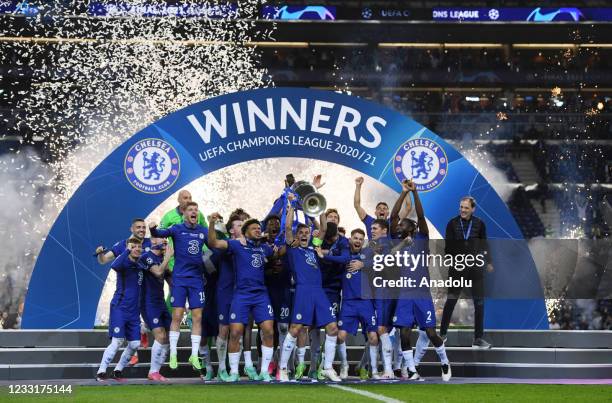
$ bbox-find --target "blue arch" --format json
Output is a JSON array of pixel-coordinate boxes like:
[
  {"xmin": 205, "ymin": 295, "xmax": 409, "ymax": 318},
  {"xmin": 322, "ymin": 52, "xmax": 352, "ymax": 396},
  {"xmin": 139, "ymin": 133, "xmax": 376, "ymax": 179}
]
[{"xmin": 23, "ymin": 88, "xmax": 547, "ymax": 329}]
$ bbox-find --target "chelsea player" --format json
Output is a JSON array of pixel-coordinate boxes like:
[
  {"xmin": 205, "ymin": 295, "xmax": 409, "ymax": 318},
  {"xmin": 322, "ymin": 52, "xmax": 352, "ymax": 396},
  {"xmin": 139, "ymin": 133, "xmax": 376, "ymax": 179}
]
[
  {"xmin": 213, "ymin": 215, "xmax": 242, "ymax": 381},
  {"xmin": 262, "ymin": 215, "xmax": 293, "ymax": 378},
  {"xmin": 390, "ymin": 180, "xmax": 451, "ymax": 381},
  {"xmin": 310, "ymin": 209, "xmax": 348, "ymax": 379},
  {"xmin": 96, "ymin": 237, "xmax": 151, "ymax": 381},
  {"xmin": 94, "ymin": 218, "xmax": 152, "ymax": 367},
  {"xmin": 207, "ymin": 215, "xmax": 280, "ymax": 382},
  {"xmin": 362, "ymin": 218, "xmax": 397, "ymax": 379},
  {"xmin": 278, "ymin": 196, "xmax": 341, "ymax": 382},
  {"xmin": 317, "ymin": 228, "xmax": 381, "ymax": 380},
  {"xmin": 138, "ymin": 237, "xmax": 173, "ymax": 381},
  {"xmin": 149, "ymin": 201, "xmax": 209, "ymax": 372}
]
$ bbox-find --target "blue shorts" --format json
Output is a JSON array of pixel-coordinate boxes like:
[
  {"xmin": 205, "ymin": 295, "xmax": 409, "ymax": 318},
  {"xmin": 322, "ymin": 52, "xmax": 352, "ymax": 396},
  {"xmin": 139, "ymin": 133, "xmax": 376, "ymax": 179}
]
[
  {"xmin": 171, "ymin": 283, "xmax": 205, "ymax": 309},
  {"xmin": 109, "ymin": 305, "xmax": 140, "ymax": 341},
  {"xmin": 216, "ymin": 289, "xmax": 234, "ymax": 325},
  {"xmin": 141, "ymin": 303, "xmax": 171, "ymax": 331},
  {"xmin": 375, "ymin": 299, "xmax": 397, "ymax": 329},
  {"xmin": 339, "ymin": 299, "xmax": 377, "ymax": 335},
  {"xmin": 324, "ymin": 288, "xmax": 341, "ymax": 318},
  {"xmin": 229, "ymin": 290, "xmax": 274, "ymax": 325},
  {"xmin": 268, "ymin": 286, "xmax": 292, "ymax": 324},
  {"xmin": 291, "ymin": 286, "xmax": 336, "ymax": 328},
  {"xmin": 393, "ymin": 298, "xmax": 436, "ymax": 329}
]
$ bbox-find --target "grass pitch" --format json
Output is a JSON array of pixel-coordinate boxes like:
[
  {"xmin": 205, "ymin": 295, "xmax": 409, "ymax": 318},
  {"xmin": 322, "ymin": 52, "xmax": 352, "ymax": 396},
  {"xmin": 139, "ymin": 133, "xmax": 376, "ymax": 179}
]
[{"xmin": 2, "ymin": 384, "xmax": 611, "ymax": 402}]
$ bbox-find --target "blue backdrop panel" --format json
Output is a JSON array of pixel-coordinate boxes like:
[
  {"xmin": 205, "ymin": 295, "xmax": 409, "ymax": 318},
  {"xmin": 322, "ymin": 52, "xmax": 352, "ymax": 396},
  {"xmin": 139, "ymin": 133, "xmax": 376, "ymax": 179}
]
[{"xmin": 23, "ymin": 88, "xmax": 547, "ymax": 329}]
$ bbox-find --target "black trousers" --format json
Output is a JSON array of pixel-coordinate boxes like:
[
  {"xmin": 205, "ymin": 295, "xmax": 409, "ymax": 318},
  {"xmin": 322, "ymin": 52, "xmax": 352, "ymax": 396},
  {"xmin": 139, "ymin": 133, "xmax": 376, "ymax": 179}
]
[{"xmin": 440, "ymin": 269, "xmax": 484, "ymax": 339}]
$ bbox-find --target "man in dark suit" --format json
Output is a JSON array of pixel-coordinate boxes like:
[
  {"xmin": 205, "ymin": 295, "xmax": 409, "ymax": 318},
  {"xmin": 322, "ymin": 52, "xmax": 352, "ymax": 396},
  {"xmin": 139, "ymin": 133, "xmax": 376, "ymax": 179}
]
[{"xmin": 440, "ymin": 196, "xmax": 493, "ymax": 349}]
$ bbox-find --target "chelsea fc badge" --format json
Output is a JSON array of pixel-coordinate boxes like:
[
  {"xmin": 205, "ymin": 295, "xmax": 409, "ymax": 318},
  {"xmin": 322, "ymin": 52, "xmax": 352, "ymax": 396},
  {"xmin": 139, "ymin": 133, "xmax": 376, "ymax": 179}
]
[
  {"xmin": 393, "ymin": 138, "xmax": 447, "ymax": 192},
  {"xmin": 125, "ymin": 138, "xmax": 180, "ymax": 194}
]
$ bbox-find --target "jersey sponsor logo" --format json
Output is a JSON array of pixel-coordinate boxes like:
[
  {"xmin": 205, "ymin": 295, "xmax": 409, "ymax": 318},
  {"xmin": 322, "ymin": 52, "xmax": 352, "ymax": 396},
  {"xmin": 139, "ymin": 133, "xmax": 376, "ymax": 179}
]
[
  {"xmin": 338, "ymin": 320, "xmax": 343, "ymax": 326},
  {"xmin": 296, "ymin": 313, "xmax": 302, "ymax": 320},
  {"xmin": 230, "ymin": 313, "xmax": 236, "ymax": 320},
  {"xmin": 304, "ymin": 250, "xmax": 318, "ymax": 268},
  {"xmin": 153, "ymin": 318, "xmax": 159, "ymax": 324},
  {"xmin": 346, "ymin": 273, "xmax": 352, "ymax": 279},
  {"xmin": 251, "ymin": 253, "xmax": 264, "ymax": 268},
  {"xmin": 218, "ymin": 314, "xmax": 224, "ymax": 320},
  {"xmin": 187, "ymin": 240, "xmax": 200, "ymax": 255},
  {"xmin": 113, "ymin": 327, "xmax": 120, "ymax": 333},
  {"xmin": 393, "ymin": 138, "xmax": 448, "ymax": 192},
  {"xmin": 199, "ymin": 233, "xmax": 205, "ymax": 239},
  {"xmin": 124, "ymin": 138, "xmax": 180, "ymax": 194}
]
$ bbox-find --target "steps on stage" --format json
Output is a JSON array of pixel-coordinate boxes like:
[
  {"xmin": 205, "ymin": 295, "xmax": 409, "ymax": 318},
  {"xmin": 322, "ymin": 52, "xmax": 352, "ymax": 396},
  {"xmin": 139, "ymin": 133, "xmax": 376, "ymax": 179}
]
[{"xmin": 1, "ymin": 329, "xmax": 611, "ymax": 380}]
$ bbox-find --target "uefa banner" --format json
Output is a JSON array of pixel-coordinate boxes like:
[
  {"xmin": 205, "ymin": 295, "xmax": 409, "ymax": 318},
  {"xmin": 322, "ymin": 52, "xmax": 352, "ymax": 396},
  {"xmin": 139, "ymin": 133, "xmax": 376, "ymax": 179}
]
[{"xmin": 22, "ymin": 88, "xmax": 547, "ymax": 329}]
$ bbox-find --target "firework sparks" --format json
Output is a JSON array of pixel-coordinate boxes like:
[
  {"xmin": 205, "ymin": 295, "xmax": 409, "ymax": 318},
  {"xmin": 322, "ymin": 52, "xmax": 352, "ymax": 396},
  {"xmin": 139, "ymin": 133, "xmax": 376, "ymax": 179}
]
[
  {"xmin": 496, "ymin": 111, "xmax": 508, "ymax": 121},
  {"xmin": 586, "ymin": 108, "xmax": 600, "ymax": 117}
]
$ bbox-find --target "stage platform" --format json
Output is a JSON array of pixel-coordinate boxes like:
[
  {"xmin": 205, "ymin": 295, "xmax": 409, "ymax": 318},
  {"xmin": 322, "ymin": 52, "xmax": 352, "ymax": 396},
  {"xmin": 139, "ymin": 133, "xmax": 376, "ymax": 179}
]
[{"xmin": 1, "ymin": 330, "xmax": 611, "ymax": 381}]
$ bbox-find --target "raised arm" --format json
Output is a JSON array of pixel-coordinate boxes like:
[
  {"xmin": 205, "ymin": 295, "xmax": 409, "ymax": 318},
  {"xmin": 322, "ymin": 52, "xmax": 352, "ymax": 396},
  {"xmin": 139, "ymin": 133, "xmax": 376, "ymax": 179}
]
[
  {"xmin": 149, "ymin": 220, "xmax": 172, "ymax": 238},
  {"xmin": 398, "ymin": 191, "xmax": 413, "ymax": 220},
  {"xmin": 285, "ymin": 198, "xmax": 295, "ymax": 245},
  {"xmin": 207, "ymin": 216, "xmax": 229, "ymax": 249},
  {"xmin": 109, "ymin": 248, "xmax": 131, "ymax": 271},
  {"xmin": 150, "ymin": 244, "xmax": 173, "ymax": 277},
  {"xmin": 390, "ymin": 180, "xmax": 411, "ymax": 233},
  {"xmin": 96, "ymin": 246, "xmax": 116, "ymax": 265},
  {"xmin": 409, "ymin": 182, "xmax": 429, "ymax": 236},
  {"xmin": 353, "ymin": 177, "xmax": 367, "ymax": 221},
  {"xmin": 318, "ymin": 210, "xmax": 327, "ymax": 242}
]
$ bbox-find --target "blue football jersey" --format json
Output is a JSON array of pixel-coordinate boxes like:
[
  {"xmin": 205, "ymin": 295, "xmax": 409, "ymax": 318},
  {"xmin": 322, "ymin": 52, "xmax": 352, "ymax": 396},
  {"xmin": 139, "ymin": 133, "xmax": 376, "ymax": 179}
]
[
  {"xmin": 227, "ymin": 239, "xmax": 273, "ymax": 292},
  {"xmin": 320, "ymin": 236, "xmax": 349, "ymax": 292},
  {"xmin": 110, "ymin": 249, "xmax": 144, "ymax": 315},
  {"xmin": 150, "ymin": 223, "xmax": 208, "ymax": 286},
  {"xmin": 137, "ymin": 251, "xmax": 165, "ymax": 307},
  {"xmin": 286, "ymin": 246, "xmax": 322, "ymax": 288}
]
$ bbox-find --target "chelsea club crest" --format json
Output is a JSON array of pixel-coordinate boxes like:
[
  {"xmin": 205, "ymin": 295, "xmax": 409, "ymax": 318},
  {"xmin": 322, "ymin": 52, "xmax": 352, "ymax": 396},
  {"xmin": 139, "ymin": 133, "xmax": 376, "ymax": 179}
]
[
  {"xmin": 393, "ymin": 138, "xmax": 448, "ymax": 192},
  {"xmin": 124, "ymin": 138, "xmax": 180, "ymax": 194}
]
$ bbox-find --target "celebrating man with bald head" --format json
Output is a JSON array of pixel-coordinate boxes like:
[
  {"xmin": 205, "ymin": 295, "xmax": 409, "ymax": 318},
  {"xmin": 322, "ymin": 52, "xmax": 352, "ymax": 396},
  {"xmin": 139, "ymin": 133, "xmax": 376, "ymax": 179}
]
[{"xmin": 160, "ymin": 189, "xmax": 208, "ymax": 230}]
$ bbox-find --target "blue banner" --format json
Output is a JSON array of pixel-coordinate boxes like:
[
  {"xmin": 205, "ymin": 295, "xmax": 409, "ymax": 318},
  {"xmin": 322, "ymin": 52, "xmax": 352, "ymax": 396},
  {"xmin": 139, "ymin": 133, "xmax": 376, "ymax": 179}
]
[
  {"xmin": 88, "ymin": 2, "xmax": 238, "ymax": 18},
  {"xmin": 432, "ymin": 7, "xmax": 612, "ymax": 22},
  {"xmin": 22, "ymin": 88, "xmax": 547, "ymax": 330}
]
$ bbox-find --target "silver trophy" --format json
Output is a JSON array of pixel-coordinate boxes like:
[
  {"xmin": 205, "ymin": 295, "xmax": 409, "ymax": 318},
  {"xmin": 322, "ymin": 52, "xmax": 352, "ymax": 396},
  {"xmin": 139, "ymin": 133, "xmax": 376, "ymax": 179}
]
[{"xmin": 291, "ymin": 180, "xmax": 327, "ymax": 217}]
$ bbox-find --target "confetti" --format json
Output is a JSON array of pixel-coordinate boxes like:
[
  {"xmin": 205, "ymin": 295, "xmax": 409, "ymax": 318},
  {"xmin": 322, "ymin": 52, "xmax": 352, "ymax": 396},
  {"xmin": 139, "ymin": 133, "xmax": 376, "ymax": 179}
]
[{"xmin": 0, "ymin": 0, "xmax": 273, "ymax": 314}]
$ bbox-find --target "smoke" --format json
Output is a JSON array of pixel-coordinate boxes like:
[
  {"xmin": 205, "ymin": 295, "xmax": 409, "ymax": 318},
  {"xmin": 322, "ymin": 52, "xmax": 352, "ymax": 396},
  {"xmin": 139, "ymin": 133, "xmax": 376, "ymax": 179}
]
[
  {"xmin": 459, "ymin": 144, "xmax": 516, "ymax": 202},
  {"xmin": 0, "ymin": 149, "xmax": 55, "ymax": 313}
]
